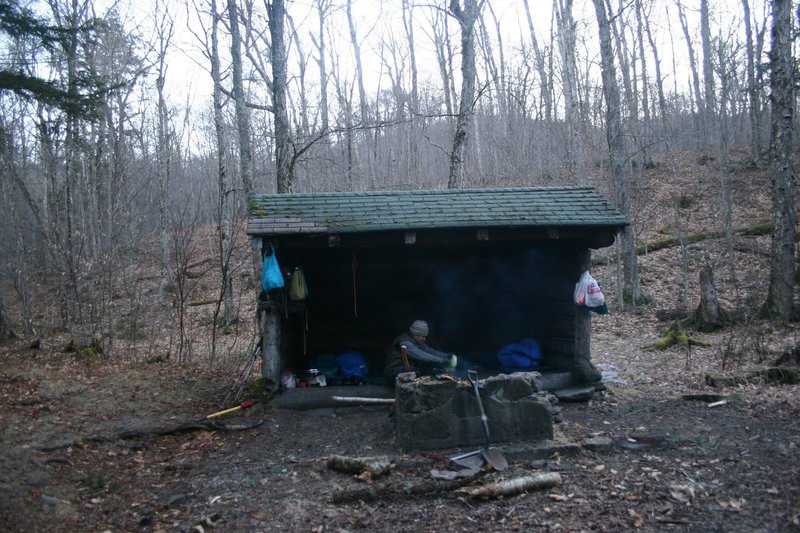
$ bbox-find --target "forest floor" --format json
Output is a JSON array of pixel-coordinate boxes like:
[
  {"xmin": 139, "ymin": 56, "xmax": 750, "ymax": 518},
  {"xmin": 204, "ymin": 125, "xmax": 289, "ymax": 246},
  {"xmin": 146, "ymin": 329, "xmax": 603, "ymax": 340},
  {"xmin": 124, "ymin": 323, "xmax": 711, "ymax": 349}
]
[{"xmin": 1, "ymin": 149, "xmax": 799, "ymax": 532}]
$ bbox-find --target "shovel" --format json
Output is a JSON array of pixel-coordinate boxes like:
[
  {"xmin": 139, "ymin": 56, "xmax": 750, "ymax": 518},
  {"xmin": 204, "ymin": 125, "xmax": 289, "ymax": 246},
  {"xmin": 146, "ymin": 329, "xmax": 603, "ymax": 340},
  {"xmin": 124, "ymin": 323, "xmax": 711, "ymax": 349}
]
[{"xmin": 467, "ymin": 370, "xmax": 508, "ymax": 471}]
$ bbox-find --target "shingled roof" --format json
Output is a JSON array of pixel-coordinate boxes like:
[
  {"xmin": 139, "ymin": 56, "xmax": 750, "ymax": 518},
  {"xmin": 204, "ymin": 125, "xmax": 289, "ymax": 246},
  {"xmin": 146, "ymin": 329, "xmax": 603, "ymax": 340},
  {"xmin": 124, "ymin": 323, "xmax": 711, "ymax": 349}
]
[{"xmin": 247, "ymin": 187, "xmax": 628, "ymax": 236}]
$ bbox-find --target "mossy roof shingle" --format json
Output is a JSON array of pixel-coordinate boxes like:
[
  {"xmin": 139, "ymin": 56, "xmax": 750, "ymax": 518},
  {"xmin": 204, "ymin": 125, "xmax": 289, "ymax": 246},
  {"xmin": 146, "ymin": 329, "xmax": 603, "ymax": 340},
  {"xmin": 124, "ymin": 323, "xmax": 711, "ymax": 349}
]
[{"xmin": 247, "ymin": 187, "xmax": 628, "ymax": 236}]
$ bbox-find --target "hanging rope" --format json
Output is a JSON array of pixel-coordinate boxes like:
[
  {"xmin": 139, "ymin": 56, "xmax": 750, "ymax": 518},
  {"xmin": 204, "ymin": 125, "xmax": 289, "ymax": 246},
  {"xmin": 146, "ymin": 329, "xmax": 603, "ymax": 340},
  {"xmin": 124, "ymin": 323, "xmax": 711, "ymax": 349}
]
[{"xmin": 352, "ymin": 249, "xmax": 359, "ymax": 318}]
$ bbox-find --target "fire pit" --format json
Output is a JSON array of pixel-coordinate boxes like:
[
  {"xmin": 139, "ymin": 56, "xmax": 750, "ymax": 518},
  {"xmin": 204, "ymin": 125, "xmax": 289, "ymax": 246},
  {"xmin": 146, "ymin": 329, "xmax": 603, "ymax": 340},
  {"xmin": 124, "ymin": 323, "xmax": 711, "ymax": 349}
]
[{"xmin": 394, "ymin": 372, "xmax": 555, "ymax": 450}]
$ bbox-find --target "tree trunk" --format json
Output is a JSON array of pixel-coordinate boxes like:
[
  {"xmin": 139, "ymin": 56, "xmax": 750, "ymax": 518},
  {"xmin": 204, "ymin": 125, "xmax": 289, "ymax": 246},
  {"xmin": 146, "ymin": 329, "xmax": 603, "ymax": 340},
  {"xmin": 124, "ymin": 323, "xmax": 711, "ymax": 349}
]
[
  {"xmin": 431, "ymin": 9, "xmax": 454, "ymax": 117},
  {"xmin": 313, "ymin": 0, "xmax": 330, "ymax": 133},
  {"xmin": 716, "ymin": 44, "xmax": 735, "ymax": 283},
  {"xmin": 522, "ymin": 0, "xmax": 553, "ymax": 122},
  {"xmin": 402, "ymin": 0, "xmax": 420, "ymax": 181},
  {"xmin": 346, "ymin": 0, "xmax": 375, "ymax": 189},
  {"xmin": 0, "ymin": 295, "xmax": 14, "ymax": 340},
  {"xmin": 156, "ymin": 9, "xmax": 175, "ymax": 307},
  {"xmin": 62, "ymin": 0, "xmax": 86, "ymax": 336},
  {"xmin": 762, "ymin": 0, "xmax": 796, "ymax": 320},
  {"xmin": 676, "ymin": 0, "xmax": 703, "ymax": 136},
  {"xmin": 694, "ymin": 264, "xmax": 726, "ymax": 331},
  {"xmin": 211, "ymin": 0, "xmax": 236, "ymax": 337},
  {"xmin": 592, "ymin": 0, "xmax": 641, "ymax": 308},
  {"xmin": 268, "ymin": 0, "xmax": 292, "ymax": 193},
  {"xmin": 634, "ymin": 0, "xmax": 651, "ymax": 166},
  {"xmin": 741, "ymin": 0, "xmax": 762, "ymax": 165},
  {"xmin": 448, "ymin": 0, "xmax": 482, "ymax": 189},
  {"xmin": 555, "ymin": 0, "xmax": 581, "ymax": 183},
  {"xmin": 699, "ymin": 0, "xmax": 716, "ymax": 143},
  {"xmin": 644, "ymin": 1, "xmax": 668, "ymax": 127},
  {"xmin": 227, "ymin": 0, "xmax": 254, "ymax": 198},
  {"xmin": 287, "ymin": 13, "xmax": 310, "ymax": 138}
]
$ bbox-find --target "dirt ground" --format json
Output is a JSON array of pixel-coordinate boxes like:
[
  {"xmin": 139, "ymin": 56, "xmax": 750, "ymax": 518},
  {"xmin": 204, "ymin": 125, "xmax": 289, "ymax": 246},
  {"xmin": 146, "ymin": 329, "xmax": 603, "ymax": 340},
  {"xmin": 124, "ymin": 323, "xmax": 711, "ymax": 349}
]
[{"xmin": 1, "ymin": 319, "xmax": 799, "ymax": 533}]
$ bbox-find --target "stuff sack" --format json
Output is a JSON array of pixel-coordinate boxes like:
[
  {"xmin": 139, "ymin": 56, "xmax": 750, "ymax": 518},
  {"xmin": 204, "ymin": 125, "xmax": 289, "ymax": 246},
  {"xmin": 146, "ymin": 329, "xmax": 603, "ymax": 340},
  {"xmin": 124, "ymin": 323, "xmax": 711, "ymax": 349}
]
[
  {"xmin": 289, "ymin": 268, "xmax": 308, "ymax": 301},
  {"xmin": 497, "ymin": 338, "xmax": 544, "ymax": 369},
  {"xmin": 335, "ymin": 350, "xmax": 369, "ymax": 378},
  {"xmin": 574, "ymin": 271, "xmax": 605, "ymax": 308},
  {"xmin": 262, "ymin": 245, "xmax": 285, "ymax": 293}
]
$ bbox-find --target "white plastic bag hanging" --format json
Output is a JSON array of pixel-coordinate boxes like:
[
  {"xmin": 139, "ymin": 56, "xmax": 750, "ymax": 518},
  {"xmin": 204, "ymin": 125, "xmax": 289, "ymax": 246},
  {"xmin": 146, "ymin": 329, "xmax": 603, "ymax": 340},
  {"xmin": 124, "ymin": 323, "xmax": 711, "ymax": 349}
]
[{"xmin": 574, "ymin": 271, "xmax": 605, "ymax": 307}]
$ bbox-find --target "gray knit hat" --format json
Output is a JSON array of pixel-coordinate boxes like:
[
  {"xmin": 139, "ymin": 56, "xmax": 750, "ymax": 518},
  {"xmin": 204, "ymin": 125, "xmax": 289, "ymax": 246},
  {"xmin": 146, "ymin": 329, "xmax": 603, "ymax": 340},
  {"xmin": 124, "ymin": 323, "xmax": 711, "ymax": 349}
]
[{"xmin": 409, "ymin": 320, "xmax": 429, "ymax": 336}]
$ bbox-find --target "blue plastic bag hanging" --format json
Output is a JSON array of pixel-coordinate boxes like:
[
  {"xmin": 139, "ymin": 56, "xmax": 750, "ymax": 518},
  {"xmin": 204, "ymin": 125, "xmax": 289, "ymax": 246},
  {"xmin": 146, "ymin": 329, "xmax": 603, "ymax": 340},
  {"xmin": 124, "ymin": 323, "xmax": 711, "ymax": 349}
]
[{"xmin": 262, "ymin": 245, "xmax": 285, "ymax": 293}]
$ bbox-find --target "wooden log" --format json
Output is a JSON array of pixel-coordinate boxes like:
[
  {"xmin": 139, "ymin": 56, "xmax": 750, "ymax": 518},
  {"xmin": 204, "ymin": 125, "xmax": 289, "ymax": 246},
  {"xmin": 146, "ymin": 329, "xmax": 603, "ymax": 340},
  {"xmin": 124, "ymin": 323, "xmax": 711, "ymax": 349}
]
[
  {"xmin": 326, "ymin": 455, "xmax": 394, "ymax": 480},
  {"xmin": 331, "ymin": 396, "xmax": 395, "ymax": 404},
  {"xmin": 331, "ymin": 466, "xmax": 488, "ymax": 504},
  {"xmin": 456, "ymin": 472, "xmax": 563, "ymax": 499},
  {"xmin": 260, "ymin": 303, "xmax": 282, "ymax": 387}
]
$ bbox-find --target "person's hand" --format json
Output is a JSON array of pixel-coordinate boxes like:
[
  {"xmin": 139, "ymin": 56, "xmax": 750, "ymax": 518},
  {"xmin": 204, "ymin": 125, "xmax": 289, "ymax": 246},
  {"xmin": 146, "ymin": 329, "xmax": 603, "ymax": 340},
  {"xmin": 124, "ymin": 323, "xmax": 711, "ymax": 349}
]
[{"xmin": 448, "ymin": 354, "xmax": 458, "ymax": 369}]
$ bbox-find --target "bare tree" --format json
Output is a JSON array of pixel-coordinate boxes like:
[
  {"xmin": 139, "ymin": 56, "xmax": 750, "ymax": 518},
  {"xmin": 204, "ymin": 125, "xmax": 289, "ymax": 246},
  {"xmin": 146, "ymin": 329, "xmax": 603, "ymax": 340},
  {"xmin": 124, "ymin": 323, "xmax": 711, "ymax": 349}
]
[
  {"xmin": 633, "ymin": 0, "xmax": 652, "ymax": 166},
  {"xmin": 643, "ymin": 1, "xmax": 669, "ymax": 125},
  {"xmin": 402, "ymin": 0, "xmax": 420, "ymax": 179},
  {"xmin": 0, "ymin": 120, "xmax": 32, "ymax": 336},
  {"xmin": 447, "ymin": 0, "xmax": 483, "ymax": 189},
  {"xmin": 716, "ymin": 39, "xmax": 735, "ymax": 282},
  {"xmin": 699, "ymin": 0, "xmax": 717, "ymax": 142},
  {"xmin": 227, "ymin": 0, "xmax": 254, "ymax": 197},
  {"xmin": 676, "ymin": 0, "xmax": 703, "ymax": 136},
  {"xmin": 554, "ymin": 0, "xmax": 581, "ymax": 183},
  {"xmin": 268, "ymin": 0, "xmax": 293, "ymax": 193},
  {"xmin": 762, "ymin": 0, "xmax": 796, "ymax": 320},
  {"xmin": 211, "ymin": 0, "xmax": 237, "ymax": 337},
  {"xmin": 311, "ymin": 0, "xmax": 332, "ymax": 133},
  {"xmin": 286, "ymin": 13, "xmax": 310, "ymax": 137},
  {"xmin": 155, "ymin": 4, "xmax": 176, "ymax": 305},
  {"xmin": 346, "ymin": 0, "xmax": 375, "ymax": 188},
  {"xmin": 425, "ymin": 7, "xmax": 455, "ymax": 117},
  {"xmin": 522, "ymin": 0, "xmax": 553, "ymax": 122},
  {"xmin": 591, "ymin": 0, "xmax": 642, "ymax": 308},
  {"xmin": 741, "ymin": 0, "xmax": 762, "ymax": 164}
]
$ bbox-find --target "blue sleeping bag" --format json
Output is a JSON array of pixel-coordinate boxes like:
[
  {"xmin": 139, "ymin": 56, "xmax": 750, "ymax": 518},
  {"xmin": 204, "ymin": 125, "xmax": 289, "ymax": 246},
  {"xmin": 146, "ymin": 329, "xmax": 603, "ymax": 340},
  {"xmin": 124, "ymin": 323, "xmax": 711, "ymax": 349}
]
[
  {"xmin": 497, "ymin": 338, "xmax": 544, "ymax": 370},
  {"xmin": 335, "ymin": 351, "xmax": 369, "ymax": 378}
]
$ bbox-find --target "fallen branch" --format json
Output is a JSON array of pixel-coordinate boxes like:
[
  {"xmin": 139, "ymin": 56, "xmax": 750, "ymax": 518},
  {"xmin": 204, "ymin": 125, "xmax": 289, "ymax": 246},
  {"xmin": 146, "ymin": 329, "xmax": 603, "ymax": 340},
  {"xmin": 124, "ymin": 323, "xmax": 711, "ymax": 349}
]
[
  {"xmin": 456, "ymin": 472, "xmax": 563, "ymax": 499},
  {"xmin": 331, "ymin": 396, "xmax": 395, "ymax": 405},
  {"xmin": 332, "ymin": 466, "xmax": 489, "ymax": 504},
  {"xmin": 594, "ymin": 220, "xmax": 773, "ymax": 265},
  {"xmin": 326, "ymin": 455, "xmax": 394, "ymax": 481}
]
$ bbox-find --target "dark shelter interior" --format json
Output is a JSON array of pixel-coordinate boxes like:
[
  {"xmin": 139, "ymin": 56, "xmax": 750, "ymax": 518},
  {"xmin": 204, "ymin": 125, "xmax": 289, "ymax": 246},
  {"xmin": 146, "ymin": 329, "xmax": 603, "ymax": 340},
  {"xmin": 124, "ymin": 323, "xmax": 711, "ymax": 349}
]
[{"xmin": 271, "ymin": 236, "xmax": 583, "ymax": 381}]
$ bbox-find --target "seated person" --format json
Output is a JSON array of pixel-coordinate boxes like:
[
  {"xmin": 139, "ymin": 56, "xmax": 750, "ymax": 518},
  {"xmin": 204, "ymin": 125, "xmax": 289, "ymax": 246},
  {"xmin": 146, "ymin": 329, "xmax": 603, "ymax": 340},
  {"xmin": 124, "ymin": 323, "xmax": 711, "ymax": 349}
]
[{"xmin": 383, "ymin": 319, "xmax": 457, "ymax": 383}]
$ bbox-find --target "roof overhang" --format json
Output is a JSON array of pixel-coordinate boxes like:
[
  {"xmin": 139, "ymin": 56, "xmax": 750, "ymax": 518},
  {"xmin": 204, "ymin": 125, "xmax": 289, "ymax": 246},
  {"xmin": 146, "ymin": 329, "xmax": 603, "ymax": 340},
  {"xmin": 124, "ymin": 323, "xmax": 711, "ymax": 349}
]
[{"xmin": 248, "ymin": 187, "xmax": 628, "ymax": 249}]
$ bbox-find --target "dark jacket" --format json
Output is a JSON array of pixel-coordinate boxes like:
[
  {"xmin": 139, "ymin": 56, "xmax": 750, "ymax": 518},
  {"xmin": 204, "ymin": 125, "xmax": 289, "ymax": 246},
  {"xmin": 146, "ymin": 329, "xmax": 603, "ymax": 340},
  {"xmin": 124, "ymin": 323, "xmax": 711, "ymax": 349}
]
[{"xmin": 383, "ymin": 331, "xmax": 450, "ymax": 380}]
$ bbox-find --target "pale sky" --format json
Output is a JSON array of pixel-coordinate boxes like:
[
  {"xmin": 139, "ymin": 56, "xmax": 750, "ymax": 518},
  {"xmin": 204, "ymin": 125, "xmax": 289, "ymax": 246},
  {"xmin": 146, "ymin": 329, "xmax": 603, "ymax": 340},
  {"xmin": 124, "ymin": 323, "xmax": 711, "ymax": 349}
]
[{"xmin": 99, "ymin": 0, "xmax": 769, "ymax": 112}]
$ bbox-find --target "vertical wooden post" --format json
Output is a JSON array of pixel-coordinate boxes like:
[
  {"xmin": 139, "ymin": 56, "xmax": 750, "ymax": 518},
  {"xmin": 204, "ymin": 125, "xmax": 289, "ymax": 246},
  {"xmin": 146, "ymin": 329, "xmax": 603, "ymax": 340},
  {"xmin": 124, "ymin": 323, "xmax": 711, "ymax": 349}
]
[
  {"xmin": 574, "ymin": 305, "xmax": 591, "ymax": 366},
  {"xmin": 260, "ymin": 302, "xmax": 282, "ymax": 387},
  {"xmin": 573, "ymin": 248, "xmax": 600, "ymax": 384}
]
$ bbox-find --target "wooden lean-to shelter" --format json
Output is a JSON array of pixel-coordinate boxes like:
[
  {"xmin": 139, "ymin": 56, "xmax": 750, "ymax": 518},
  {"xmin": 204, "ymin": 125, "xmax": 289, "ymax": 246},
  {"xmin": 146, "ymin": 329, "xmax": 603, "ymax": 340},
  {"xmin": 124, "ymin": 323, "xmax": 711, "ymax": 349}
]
[{"xmin": 246, "ymin": 187, "xmax": 628, "ymax": 388}]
